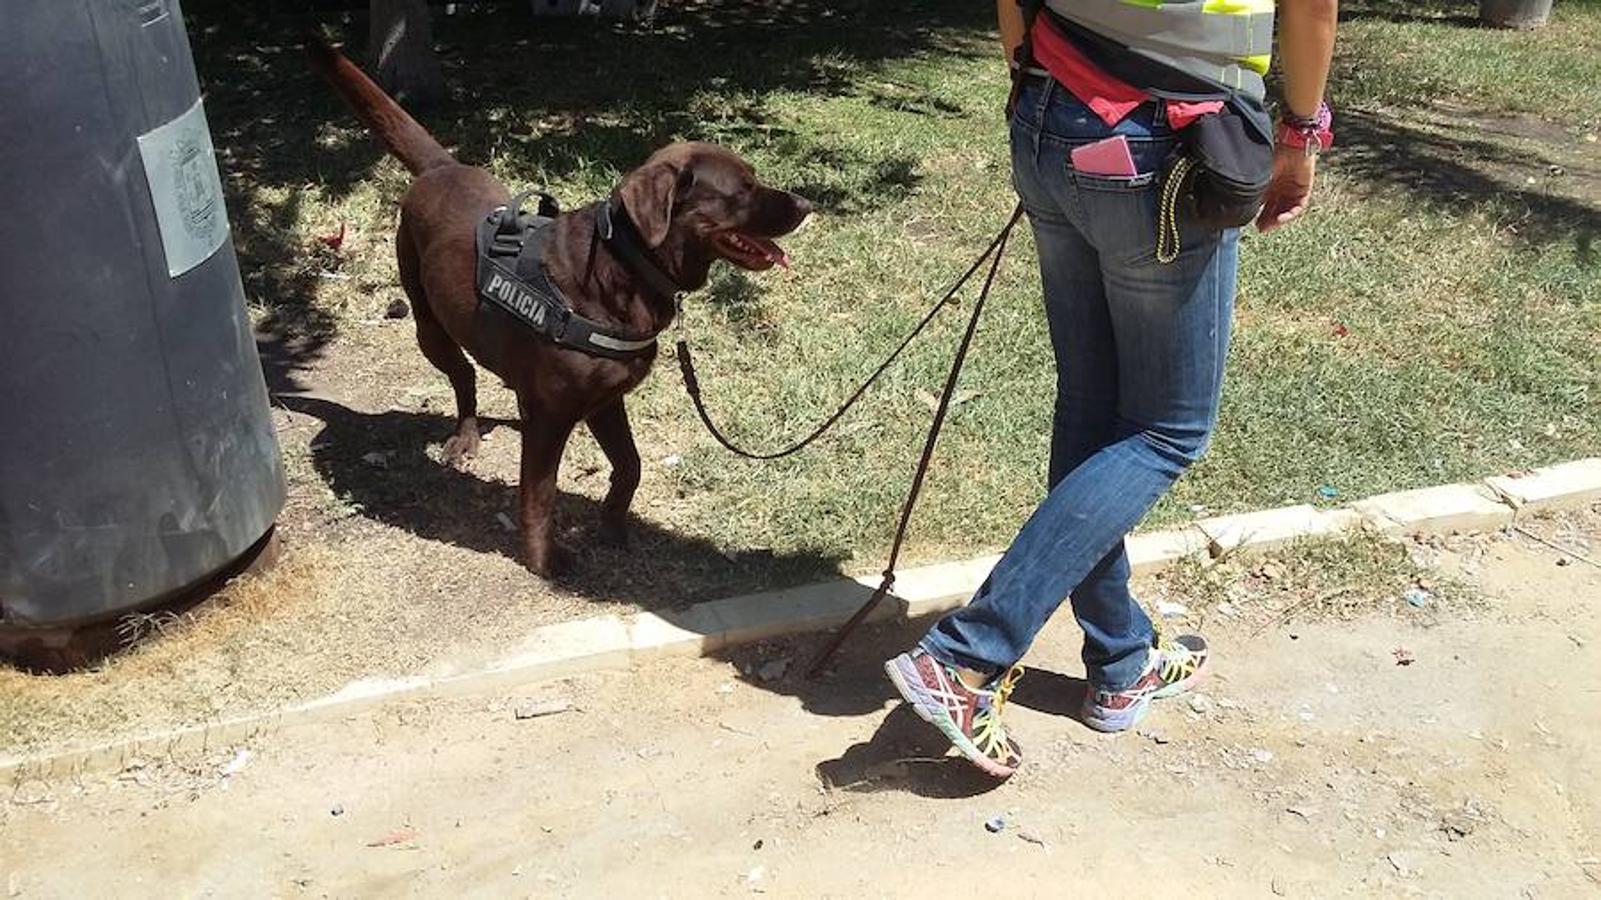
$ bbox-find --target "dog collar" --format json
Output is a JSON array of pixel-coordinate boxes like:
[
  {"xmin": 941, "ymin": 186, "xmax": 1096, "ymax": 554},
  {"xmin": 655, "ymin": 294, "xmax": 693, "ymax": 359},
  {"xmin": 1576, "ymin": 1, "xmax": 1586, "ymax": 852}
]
[{"xmin": 595, "ymin": 197, "xmax": 689, "ymax": 302}]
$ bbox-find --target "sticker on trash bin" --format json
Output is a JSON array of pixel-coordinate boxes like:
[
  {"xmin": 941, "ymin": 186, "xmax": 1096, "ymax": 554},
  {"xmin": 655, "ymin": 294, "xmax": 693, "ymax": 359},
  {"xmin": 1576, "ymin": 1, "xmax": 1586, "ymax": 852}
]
[{"xmin": 137, "ymin": 98, "xmax": 229, "ymax": 277}]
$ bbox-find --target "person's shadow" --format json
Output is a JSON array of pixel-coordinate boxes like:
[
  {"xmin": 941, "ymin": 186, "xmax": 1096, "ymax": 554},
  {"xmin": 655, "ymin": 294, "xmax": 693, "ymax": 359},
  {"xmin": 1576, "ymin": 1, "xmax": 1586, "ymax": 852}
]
[
  {"xmin": 813, "ymin": 666, "xmax": 1091, "ymax": 799},
  {"xmin": 719, "ymin": 615, "xmax": 1091, "ymax": 798}
]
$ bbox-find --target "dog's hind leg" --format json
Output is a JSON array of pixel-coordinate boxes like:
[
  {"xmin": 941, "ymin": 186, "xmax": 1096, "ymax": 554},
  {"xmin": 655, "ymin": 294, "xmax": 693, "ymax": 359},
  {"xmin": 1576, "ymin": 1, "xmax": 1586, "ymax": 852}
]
[
  {"xmin": 586, "ymin": 399, "xmax": 642, "ymax": 547},
  {"xmin": 399, "ymin": 222, "xmax": 480, "ymax": 467}
]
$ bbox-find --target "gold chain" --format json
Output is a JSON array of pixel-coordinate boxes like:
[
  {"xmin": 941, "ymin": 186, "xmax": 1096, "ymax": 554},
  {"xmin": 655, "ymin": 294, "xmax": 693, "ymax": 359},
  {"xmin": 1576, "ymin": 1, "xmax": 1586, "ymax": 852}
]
[{"xmin": 1157, "ymin": 156, "xmax": 1194, "ymax": 265}]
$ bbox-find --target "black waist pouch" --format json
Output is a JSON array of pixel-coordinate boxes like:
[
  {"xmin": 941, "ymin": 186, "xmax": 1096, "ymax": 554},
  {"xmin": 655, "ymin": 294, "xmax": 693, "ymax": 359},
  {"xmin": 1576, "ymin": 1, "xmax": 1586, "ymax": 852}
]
[{"xmin": 1158, "ymin": 105, "xmax": 1273, "ymax": 261}]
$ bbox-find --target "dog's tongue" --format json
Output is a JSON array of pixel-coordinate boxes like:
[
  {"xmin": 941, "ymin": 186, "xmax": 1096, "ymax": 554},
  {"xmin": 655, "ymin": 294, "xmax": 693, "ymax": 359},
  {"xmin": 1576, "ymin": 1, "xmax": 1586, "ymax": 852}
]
[{"xmin": 747, "ymin": 234, "xmax": 790, "ymax": 269}]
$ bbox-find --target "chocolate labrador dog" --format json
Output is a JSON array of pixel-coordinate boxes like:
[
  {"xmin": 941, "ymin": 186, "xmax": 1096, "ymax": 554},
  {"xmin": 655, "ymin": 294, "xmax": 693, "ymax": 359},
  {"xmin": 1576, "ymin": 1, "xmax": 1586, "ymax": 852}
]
[{"xmin": 309, "ymin": 42, "xmax": 810, "ymax": 575}]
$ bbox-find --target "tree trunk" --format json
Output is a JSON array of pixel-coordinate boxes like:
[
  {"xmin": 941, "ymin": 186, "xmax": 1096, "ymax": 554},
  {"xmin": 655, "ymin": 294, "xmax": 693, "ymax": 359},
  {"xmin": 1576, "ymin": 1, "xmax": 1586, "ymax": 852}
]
[{"xmin": 369, "ymin": 0, "xmax": 445, "ymax": 107}]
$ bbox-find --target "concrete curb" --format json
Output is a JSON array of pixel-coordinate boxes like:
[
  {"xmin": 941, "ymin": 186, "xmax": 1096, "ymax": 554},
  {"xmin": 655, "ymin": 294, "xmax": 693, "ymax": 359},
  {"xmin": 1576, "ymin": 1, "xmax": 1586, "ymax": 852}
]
[{"xmin": 5, "ymin": 458, "xmax": 1597, "ymax": 783}]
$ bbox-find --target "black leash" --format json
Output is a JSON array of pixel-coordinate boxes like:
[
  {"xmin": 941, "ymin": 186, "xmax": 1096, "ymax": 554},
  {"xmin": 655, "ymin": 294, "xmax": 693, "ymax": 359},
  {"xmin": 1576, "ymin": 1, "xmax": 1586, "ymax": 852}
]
[
  {"xmin": 676, "ymin": 205, "xmax": 1027, "ymax": 461},
  {"xmin": 804, "ymin": 203, "xmax": 1023, "ymax": 676}
]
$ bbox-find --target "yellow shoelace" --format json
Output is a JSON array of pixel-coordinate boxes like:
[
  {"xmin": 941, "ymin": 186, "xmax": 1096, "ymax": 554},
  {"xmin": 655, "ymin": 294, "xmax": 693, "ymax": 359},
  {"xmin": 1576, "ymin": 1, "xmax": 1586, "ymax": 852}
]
[
  {"xmin": 992, "ymin": 665, "xmax": 1024, "ymax": 713},
  {"xmin": 1157, "ymin": 648, "xmax": 1198, "ymax": 683},
  {"xmin": 1151, "ymin": 626, "xmax": 1199, "ymax": 684},
  {"xmin": 973, "ymin": 666, "xmax": 1025, "ymax": 756}
]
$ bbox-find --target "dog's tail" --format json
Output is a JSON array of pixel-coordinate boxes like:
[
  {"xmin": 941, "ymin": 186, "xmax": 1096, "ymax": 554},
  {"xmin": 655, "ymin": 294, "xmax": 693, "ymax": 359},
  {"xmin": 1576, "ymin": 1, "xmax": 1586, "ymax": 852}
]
[{"xmin": 306, "ymin": 36, "xmax": 455, "ymax": 176}]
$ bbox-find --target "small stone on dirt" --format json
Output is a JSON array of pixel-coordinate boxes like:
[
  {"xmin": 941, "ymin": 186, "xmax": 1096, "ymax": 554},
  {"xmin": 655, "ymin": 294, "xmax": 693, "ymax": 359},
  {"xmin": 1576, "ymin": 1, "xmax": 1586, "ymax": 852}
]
[
  {"xmin": 1393, "ymin": 647, "xmax": 1416, "ymax": 666},
  {"xmin": 384, "ymin": 299, "xmax": 409, "ymax": 319},
  {"xmin": 220, "ymin": 748, "xmax": 252, "ymax": 778},
  {"xmin": 1387, "ymin": 850, "xmax": 1421, "ymax": 878},
  {"xmin": 1137, "ymin": 728, "xmax": 1170, "ymax": 745},
  {"xmin": 1156, "ymin": 600, "xmax": 1189, "ymax": 619},
  {"xmin": 984, "ymin": 815, "xmax": 1007, "ymax": 833},
  {"xmin": 330, "ymin": 804, "xmax": 344, "ymax": 817},
  {"xmin": 1404, "ymin": 588, "xmax": 1431, "ymax": 609},
  {"xmin": 495, "ymin": 512, "xmax": 515, "ymax": 533},
  {"xmin": 1250, "ymin": 749, "xmax": 1275, "ymax": 764},
  {"xmin": 1188, "ymin": 694, "xmax": 1214, "ymax": 715},
  {"xmin": 755, "ymin": 658, "xmax": 790, "ymax": 683},
  {"xmin": 1442, "ymin": 816, "xmax": 1475, "ymax": 841},
  {"xmin": 662, "ymin": 454, "xmax": 682, "ymax": 467},
  {"xmin": 514, "ymin": 699, "xmax": 571, "ymax": 720}
]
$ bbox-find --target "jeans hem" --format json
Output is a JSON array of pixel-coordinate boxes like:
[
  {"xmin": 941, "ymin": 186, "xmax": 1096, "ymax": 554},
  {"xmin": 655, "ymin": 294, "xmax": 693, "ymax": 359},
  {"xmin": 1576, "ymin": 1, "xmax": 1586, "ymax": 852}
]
[
  {"xmin": 916, "ymin": 637, "xmax": 1001, "ymax": 682},
  {"xmin": 1088, "ymin": 646, "xmax": 1152, "ymax": 693}
]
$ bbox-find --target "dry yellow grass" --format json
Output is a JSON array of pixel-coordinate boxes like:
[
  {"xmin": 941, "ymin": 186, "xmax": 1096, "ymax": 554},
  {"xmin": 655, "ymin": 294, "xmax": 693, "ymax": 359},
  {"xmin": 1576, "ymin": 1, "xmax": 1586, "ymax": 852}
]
[{"xmin": 0, "ymin": 546, "xmax": 354, "ymax": 757}]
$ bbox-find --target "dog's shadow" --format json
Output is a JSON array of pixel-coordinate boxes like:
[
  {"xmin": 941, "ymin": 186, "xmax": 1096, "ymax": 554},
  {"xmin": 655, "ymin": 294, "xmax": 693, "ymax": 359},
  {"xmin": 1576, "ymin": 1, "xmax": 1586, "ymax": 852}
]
[{"xmin": 276, "ymin": 393, "xmax": 843, "ymax": 609}]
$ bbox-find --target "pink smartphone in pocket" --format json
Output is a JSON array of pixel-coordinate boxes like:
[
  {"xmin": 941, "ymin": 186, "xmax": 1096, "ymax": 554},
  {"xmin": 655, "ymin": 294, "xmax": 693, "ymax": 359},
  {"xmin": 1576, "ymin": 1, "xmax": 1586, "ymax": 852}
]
[{"xmin": 1070, "ymin": 135, "xmax": 1138, "ymax": 177}]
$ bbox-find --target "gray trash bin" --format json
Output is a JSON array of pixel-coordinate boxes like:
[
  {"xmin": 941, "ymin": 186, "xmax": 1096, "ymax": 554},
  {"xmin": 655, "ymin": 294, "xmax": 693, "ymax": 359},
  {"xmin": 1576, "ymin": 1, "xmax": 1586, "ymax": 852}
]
[
  {"xmin": 1480, "ymin": 0, "xmax": 1554, "ymax": 28},
  {"xmin": 0, "ymin": 0, "xmax": 285, "ymax": 669}
]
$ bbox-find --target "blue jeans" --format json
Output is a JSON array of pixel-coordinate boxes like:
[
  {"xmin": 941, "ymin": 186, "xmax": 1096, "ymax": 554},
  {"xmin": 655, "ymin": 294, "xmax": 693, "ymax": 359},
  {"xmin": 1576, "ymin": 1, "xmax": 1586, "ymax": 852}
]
[{"xmin": 921, "ymin": 77, "xmax": 1239, "ymax": 691}]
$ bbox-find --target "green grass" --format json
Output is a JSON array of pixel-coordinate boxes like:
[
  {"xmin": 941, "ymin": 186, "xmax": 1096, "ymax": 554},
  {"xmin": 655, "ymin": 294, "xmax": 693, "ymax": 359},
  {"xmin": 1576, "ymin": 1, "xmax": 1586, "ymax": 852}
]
[
  {"xmin": 1333, "ymin": 0, "xmax": 1601, "ymax": 117},
  {"xmin": 193, "ymin": 0, "xmax": 1599, "ymax": 571}
]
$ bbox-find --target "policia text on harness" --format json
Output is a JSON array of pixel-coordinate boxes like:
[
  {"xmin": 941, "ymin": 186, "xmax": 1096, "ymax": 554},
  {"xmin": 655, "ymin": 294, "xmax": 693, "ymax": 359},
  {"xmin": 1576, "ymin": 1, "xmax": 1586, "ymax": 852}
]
[{"xmin": 474, "ymin": 189, "xmax": 678, "ymax": 365}]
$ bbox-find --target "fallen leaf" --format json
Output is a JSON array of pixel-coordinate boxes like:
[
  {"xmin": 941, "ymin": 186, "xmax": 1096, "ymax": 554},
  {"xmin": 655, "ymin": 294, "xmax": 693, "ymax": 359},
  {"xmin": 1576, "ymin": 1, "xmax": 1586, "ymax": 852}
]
[{"xmin": 318, "ymin": 221, "xmax": 347, "ymax": 252}]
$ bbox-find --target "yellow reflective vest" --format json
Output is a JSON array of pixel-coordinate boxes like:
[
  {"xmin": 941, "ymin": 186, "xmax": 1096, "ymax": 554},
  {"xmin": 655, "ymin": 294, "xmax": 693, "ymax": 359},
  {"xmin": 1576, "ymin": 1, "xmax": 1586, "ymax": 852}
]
[{"xmin": 1043, "ymin": 0, "xmax": 1276, "ymax": 100}]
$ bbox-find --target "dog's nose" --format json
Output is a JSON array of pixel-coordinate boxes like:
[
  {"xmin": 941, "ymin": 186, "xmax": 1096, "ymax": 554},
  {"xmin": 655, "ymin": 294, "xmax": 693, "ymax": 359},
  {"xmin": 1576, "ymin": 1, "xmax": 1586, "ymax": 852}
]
[{"xmin": 789, "ymin": 194, "xmax": 814, "ymax": 227}]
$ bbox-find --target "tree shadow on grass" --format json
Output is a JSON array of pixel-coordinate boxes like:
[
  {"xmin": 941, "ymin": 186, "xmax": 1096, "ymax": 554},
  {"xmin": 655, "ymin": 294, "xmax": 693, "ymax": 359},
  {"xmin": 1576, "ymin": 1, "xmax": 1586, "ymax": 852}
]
[
  {"xmin": 182, "ymin": 0, "xmax": 989, "ymax": 395},
  {"xmin": 1336, "ymin": 0, "xmax": 1485, "ymax": 27},
  {"xmin": 1330, "ymin": 106, "xmax": 1601, "ymax": 262}
]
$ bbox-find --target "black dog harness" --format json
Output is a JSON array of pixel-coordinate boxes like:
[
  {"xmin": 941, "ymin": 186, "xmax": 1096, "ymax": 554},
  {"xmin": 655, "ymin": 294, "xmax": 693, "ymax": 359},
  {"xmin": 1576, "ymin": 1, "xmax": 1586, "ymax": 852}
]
[{"xmin": 474, "ymin": 190, "xmax": 680, "ymax": 361}]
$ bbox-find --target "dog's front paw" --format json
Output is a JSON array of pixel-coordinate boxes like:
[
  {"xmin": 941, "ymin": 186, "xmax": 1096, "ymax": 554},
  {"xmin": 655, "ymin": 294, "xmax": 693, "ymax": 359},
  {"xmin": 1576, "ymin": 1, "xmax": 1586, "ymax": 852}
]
[{"xmin": 443, "ymin": 422, "xmax": 481, "ymax": 469}]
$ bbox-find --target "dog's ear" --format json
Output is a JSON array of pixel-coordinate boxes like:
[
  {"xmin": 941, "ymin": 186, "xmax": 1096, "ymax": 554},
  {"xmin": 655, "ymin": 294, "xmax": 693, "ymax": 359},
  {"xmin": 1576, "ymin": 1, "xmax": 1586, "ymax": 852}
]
[{"xmin": 618, "ymin": 160, "xmax": 684, "ymax": 248}]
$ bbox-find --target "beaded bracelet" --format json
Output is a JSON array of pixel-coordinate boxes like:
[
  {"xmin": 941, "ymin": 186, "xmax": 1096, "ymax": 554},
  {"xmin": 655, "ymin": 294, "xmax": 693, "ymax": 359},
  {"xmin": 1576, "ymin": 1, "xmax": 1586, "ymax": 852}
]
[{"xmin": 1278, "ymin": 101, "xmax": 1334, "ymax": 155}]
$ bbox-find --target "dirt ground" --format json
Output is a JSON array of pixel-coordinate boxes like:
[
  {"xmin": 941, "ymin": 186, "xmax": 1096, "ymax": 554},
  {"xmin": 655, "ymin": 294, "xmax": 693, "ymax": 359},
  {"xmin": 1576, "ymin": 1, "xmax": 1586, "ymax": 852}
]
[{"xmin": 3, "ymin": 511, "xmax": 1598, "ymax": 897}]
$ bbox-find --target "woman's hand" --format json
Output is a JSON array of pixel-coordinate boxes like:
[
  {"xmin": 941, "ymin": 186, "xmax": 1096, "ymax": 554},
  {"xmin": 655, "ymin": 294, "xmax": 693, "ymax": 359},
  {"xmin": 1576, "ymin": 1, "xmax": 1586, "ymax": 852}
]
[{"xmin": 1256, "ymin": 146, "xmax": 1317, "ymax": 233}]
